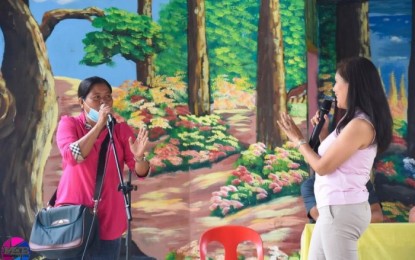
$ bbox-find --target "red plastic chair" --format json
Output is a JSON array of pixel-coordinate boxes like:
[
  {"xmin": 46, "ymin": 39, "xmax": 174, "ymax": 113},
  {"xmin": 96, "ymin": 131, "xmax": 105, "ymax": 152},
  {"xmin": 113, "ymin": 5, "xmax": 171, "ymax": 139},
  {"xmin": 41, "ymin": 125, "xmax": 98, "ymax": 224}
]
[{"xmin": 199, "ymin": 225, "xmax": 264, "ymax": 260}]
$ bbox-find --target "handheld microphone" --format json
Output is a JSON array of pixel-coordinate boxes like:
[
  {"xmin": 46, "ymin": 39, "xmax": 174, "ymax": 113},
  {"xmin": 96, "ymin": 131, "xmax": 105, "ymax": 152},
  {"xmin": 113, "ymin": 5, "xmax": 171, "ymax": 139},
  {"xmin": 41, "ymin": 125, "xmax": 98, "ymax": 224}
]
[{"xmin": 309, "ymin": 97, "xmax": 333, "ymax": 152}]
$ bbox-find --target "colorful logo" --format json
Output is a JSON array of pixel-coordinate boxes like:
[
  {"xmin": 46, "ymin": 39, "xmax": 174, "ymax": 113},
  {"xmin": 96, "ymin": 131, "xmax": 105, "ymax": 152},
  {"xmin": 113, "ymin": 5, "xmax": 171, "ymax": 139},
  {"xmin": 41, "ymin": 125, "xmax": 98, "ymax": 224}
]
[{"xmin": 1, "ymin": 237, "xmax": 30, "ymax": 260}]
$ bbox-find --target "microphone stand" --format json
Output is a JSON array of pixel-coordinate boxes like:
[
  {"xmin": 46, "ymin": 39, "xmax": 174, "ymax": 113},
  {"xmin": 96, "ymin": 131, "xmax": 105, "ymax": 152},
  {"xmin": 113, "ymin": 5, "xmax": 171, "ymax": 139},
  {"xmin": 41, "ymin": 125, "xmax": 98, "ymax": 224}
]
[{"xmin": 107, "ymin": 120, "xmax": 137, "ymax": 260}]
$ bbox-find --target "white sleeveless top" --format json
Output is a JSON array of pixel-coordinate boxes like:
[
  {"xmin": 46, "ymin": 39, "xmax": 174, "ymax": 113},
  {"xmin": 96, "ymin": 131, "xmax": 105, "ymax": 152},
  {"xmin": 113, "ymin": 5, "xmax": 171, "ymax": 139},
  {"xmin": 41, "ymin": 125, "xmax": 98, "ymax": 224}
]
[{"xmin": 315, "ymin": 111, "xmax": 377, "ymax": 208}]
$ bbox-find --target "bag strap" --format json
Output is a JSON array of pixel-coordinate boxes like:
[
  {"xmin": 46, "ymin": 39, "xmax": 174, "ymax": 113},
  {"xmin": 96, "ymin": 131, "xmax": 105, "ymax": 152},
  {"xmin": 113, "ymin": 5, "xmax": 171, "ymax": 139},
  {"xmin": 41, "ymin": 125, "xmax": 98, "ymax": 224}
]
[
  {"xmin": 93, "ymin": 133, "xmax": 110, "ymax": 201},
  {"xmin": 48, "ymin": 133, "xmax": 110, "ymax": 207}
]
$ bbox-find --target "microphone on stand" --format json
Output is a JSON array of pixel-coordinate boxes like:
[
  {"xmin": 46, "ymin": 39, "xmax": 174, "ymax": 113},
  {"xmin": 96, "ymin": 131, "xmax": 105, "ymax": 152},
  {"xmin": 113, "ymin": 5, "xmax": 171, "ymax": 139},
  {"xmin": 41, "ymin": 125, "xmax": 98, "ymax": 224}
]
[
  {"xmin": 107, "ymin": 114, "xmax": 114, "ymax": 124},
  {"xmin": 309, "ymin": 97, "xmax": 334, "ymax": 152},
  {"xmin": 106, "ymin": 114, "xmax": 116, "ymax": 132}
]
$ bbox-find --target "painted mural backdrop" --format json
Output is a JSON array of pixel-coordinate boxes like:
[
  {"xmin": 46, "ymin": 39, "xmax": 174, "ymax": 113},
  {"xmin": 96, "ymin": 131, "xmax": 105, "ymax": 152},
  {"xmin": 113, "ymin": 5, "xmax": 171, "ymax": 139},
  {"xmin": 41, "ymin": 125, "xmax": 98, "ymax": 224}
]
[{"xmin": 0, "ymin": 0, "xmax": 413, "ymax": 259}]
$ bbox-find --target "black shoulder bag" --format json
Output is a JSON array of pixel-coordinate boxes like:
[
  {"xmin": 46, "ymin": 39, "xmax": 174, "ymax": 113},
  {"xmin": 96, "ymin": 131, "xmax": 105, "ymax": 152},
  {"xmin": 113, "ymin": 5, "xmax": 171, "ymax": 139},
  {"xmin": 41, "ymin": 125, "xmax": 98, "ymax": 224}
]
[{"xmin": 29, "ymin": 134, "xmax": 110, "ymax": 259}]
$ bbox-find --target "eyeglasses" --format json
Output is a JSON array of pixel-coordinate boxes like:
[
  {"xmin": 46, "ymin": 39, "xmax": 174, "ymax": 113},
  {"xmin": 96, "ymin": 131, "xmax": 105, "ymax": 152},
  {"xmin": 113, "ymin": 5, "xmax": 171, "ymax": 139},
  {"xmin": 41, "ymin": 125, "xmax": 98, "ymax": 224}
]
[{"xmin": 88, "ymin": 94, "xmax": 113, "ymax": 103}]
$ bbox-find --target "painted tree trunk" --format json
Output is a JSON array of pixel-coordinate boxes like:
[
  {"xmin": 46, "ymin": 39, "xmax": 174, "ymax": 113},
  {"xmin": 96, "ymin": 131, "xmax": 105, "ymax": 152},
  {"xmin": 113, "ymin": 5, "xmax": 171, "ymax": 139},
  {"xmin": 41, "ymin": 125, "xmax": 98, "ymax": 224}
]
[
  {"xmin": 137, "ymin": 0, "xmax": 154, "ymax": 87},
  {"xmin": 407, "ymin": 1, "xmax": 415, "ymax": 158},
  {"xmin": 305, "ymin": 0, "xmax": 318, "ymax": 50},
  {"xmin": 336, "ymin": 0, "xmax": 370, "ymax": 60},
  {"xmin": 256, "ymin": 0, "xmax": 286, "ymax": 148},
  {"xmin": 187, "ymin": 0, "xmax": 211, "ymax": 116},
  {"xmin": 333, "ymin": 0, "xmax": 370, "ymax": 125},
  {"xmin": 0, "ymin": 0, "xmax": 58, "ymax": 238}
]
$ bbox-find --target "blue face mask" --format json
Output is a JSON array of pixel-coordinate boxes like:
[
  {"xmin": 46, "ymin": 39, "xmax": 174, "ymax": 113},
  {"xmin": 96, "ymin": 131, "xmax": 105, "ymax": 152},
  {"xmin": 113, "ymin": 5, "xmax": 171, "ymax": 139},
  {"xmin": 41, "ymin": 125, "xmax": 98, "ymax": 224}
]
[{"xmin": 83, "ymin": 101, "xmax": 99, "ymax": 122}]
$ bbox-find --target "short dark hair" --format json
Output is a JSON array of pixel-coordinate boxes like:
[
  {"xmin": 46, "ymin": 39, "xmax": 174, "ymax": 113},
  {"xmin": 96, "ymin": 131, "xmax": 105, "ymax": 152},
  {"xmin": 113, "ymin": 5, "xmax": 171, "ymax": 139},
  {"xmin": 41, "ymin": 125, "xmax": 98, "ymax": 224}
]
[
  {"xmin": 77, "ymin": 76, "xmax": 112, "ymax": 99},
  {"xmin": 335, "ymin": 56, "xmax": 393, "ymax": 154}
]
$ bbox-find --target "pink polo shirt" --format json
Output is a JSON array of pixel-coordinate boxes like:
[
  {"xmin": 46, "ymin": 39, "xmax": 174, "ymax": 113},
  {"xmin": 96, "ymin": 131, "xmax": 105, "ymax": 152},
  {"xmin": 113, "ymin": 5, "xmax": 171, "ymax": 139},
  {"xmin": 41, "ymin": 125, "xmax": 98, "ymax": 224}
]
[
  {"xmin": 315, "ymin": 112, "xmax": 377, "ymax": 208},
  {"xmin": 55, "ymin": 113, "xmax": 137, "ymax": 240}
]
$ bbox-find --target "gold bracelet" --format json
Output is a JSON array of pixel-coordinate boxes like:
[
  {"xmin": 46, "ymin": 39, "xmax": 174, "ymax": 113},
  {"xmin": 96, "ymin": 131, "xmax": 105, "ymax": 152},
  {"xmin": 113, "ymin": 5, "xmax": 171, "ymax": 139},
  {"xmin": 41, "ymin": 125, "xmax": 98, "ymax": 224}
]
[{"xmin": 296, "ymin": 139, "xmax": 307, "ymax": 149}]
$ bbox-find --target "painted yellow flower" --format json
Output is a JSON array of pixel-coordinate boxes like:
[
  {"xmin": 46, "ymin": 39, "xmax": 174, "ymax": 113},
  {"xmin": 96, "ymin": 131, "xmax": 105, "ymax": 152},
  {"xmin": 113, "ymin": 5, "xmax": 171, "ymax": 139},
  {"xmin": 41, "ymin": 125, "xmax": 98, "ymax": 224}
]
[
  {"xmin": 150, "ymin": 117, "xmax": 171, "ymax": 129},
  {"xmin": 150, "ymin": 87, "xmax": 174, "ymax": 105},
  {"xmin": 127, "ymin": 116, "xmax": 146, "ymax": 129}
]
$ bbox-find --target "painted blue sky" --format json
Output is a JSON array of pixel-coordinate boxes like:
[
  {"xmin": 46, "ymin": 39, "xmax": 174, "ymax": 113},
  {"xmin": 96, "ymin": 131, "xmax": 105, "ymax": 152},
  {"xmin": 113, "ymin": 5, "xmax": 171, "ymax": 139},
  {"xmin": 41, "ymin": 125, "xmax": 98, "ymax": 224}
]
[
  {"xmin": 369, "ymin": 0, "xmax": 412, "ymax": 91},
  {"xmin": 0, "ymin": 0, "xmax": 412, "ymax": 89},
  {"xmin": 0, "ymin": 0, "xmax": 170, "ymax": 86}
]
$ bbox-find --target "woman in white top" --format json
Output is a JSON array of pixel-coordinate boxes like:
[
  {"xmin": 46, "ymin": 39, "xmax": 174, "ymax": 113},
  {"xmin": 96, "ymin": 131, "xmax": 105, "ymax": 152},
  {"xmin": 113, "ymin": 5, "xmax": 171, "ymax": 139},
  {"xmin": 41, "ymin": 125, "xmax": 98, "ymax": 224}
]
[{"xmin": 278, "ymin": 57, "xmax": 393, "ymax": 260}]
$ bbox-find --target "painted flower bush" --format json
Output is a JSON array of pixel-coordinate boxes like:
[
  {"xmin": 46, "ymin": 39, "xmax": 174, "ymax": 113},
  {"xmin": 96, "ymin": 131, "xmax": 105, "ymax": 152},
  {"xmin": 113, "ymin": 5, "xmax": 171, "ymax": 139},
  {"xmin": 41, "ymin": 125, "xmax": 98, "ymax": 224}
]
[
  {"xmin": 113, "ymin": 75, "xmax": 189, "ymax": 141},
  {"xmin": 381, "ymin": 201, "xmax": 411, "ymax": 222},
  {"xmin": 148, "ymin": 114, "xmax": 240, "ymax": 174},
  {"xmin": 375, "ymin": 122, "xmax": 414, "ymax": 222},
  {"xmin": 210, "ymin": 142, "xmax": 309, "ymax": 217},
  {"xmin": 211, "ymin": 75, "xmax": 255, "ymax": 110},
  {"xmin": 365, "ymin": 98, "xmax": 415, "ymax": 222},
  {"xmin": 112, "ymin": 75, "xmax": 241, "ymax": 174},
  {"xmin": 375, "ymin": 155, "xmax": 415, "ymax": 185}
]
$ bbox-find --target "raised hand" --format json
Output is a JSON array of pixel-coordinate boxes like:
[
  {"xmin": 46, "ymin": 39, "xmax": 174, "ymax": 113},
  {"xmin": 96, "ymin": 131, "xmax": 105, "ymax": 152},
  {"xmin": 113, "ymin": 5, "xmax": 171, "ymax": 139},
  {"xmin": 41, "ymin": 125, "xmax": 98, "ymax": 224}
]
[
  {"xmin": 277, "ymin": 112, "xmax": 305, "ymax": 143},
  {"xmin": 128, "ymin": 127, "xmax": 148, "ymax": 160}
]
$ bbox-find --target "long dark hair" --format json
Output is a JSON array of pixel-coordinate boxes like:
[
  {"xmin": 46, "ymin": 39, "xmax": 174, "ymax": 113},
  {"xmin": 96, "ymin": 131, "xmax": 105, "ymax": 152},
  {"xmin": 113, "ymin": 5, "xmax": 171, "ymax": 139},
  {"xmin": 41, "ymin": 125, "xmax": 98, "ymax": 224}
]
[
  {"xmin": 77, "ymin": 76, "xmax": 112, "ymax": 99},
  {"xmin": 335, "ymin": 57, "xmax": 393, "ymax": 154}
]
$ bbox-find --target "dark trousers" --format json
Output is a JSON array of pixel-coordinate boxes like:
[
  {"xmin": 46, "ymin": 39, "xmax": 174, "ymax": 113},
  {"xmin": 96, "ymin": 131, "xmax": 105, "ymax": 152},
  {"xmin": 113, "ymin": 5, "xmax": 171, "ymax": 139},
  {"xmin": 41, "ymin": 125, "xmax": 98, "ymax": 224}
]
[{"xmin": 60, "ymin": 237, "xmax": 121, "ymax": 260}]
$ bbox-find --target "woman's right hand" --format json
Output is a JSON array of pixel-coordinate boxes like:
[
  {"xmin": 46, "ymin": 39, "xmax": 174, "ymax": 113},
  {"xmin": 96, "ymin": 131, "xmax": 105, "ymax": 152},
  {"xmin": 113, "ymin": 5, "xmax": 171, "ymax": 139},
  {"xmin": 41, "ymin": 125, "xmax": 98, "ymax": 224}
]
[
  {"xmin": 96, "ymin": 104, "xmax": 113, "ymax": 129},
  {"xmin": 310, "ymin": 111, "xmax": 330, "ymax": 141}
]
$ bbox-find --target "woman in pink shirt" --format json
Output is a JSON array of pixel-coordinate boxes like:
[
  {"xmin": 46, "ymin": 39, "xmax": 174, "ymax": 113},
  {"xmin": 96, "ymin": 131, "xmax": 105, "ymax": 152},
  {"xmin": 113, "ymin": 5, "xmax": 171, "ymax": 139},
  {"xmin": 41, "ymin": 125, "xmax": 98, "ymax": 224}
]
[
  {"xmin": 278, "ymin": 57, "xmax": 392, "ymax": 260},
  {"xmin": 56, "ymin": 76, "xmax": 150, "ymax": 259}
]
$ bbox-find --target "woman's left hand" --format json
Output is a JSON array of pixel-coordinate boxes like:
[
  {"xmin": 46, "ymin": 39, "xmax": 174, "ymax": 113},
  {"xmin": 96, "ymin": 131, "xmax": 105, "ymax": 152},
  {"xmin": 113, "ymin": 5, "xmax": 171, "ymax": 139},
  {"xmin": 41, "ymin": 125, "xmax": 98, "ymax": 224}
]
[
  {"xmin": 128, "ymin": 128, "xmax": 148, "ymax": 160},
  {"xmin": 277, "ymin": 112, "xmax": 305, "ymax": 143}
]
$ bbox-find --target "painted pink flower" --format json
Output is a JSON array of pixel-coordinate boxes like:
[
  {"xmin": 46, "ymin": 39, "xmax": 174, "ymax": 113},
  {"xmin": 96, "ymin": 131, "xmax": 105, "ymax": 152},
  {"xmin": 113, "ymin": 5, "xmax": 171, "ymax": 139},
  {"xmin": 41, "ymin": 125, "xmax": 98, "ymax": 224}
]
[
  {"xmin": 220, "ymin": 186, "xmax": 232, "ymax": 192},
  {"xmin": 220, "ymin": 200, "xmax": 231, "ymax": 208},
  {"xmin": 148, "ymin": 157, "xmax": 166, "ymax": 167},
  {"xmin": 273, "ymin": 185, "xmax": 282, "ymax": 193},
  {"xmin": 268, "ymin": 173, "xmax": 279, "ymax": 181},
  {"xmin": 199, "ymin": 126, "xmax": 212, "ymax": 131},
  {"xmin": 256, "ymin": 193, "xmax": 268, "ymax": 200},
  {"xmin": 169, "ymin": 138, "xmax": 180, "ymax": 145},
  {"xmin": 209, "ymin": 203, "xmax": 219, "ymax": 211},
  {"xmin": 222, "ymin": 207, "xmax": 230, "ymax": 215},
  {"xmin": 222, "ymin": 145, "xmax": 236, "ymax": 152},
  {"xmin": 219, "ymin": 190, "xmax": 228, "ymax": 197},
  {"xmin": 231, "ymin": 200, "xmax": 244, "ymax": 209},
  {"xmin": 231, "ymin": 179, "xmax": 241, "ymax": 185},
  {"xmin": 269, "ymin": 182, "xmax": 278, "ymax": 189},
  {"xmin": 264, "ymin": 162, "xmax": 274, "ymax": 168},
  {"xmin": 231, "ymin": 170, "xmax": 242, "ymax": 177},
  {"xmin": 211, "ymin": 191, "xmax": 221, "ymax": 197},
  {"xmin": 256, "ymin": 187, "xmax": 268, "ymax": 194},
  {"xmin": 168, "ymin": 156, "xmax": 183, "ymax": 166},
  {"xmin": 241, "ymin": 175, "xmax": 254, "ymax": 183},
  {"xmin": 210, "ymin": 196, "xmax": 222, "ymax": 203},
  {"xmin": 288, "ymin": 162, "xmax": 300, "ymax": 169},
  {"xmin": 227, "ymin": 185, "xmax": 238, "ymax": 192},
  {"xmin": 238, "ymin": 166, "xmax": 249, "ymax": 174},
  {"xmin": 209, "ymin": 150, "xmax": 227, "ymax": 162}
]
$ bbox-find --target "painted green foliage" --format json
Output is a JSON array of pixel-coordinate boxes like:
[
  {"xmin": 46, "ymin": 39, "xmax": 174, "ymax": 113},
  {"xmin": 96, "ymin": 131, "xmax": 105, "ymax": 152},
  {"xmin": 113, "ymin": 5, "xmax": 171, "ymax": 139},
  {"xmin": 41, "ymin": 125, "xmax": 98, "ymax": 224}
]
[
  {"xmin": 155, "ymin": 0, "xmax": 188, "ymax": 77},
  {"xmin": 280, "ymin": 0, "xmax": 307, "ymax": 89},
  {"xmin": 204, "ymin": 0, "xmax": 260, "ymax": 86},
  {"xmin": 317, "ymin": 4, "xmax": 337, "ymax": 80},
  {"xmin": 156, "ymin": 0, "xmax": 306, "ymax": 90},
  {"xmin": 81, "ymin": 7, "xmax": 165, "ymax": 66}
]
